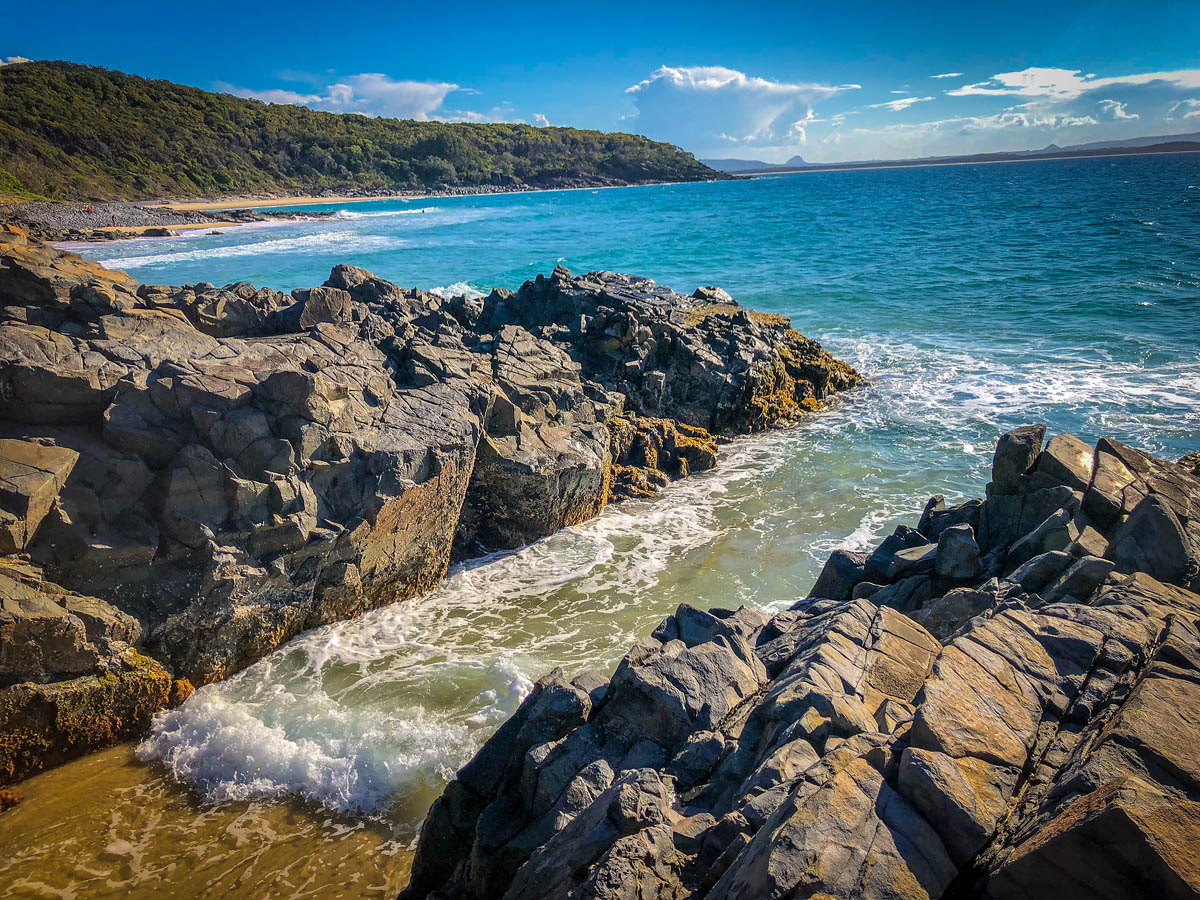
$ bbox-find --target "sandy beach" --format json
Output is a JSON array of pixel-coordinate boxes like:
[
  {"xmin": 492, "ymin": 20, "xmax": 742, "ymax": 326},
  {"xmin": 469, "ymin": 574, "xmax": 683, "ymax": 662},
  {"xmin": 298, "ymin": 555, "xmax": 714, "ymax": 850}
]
[
  {"xmin": 94, "ymin": 220, "xmax": 246, "ymax": 234},
  {"xmin": 155, "ymin": 194, "xmax": 423, "ymax": 212}
]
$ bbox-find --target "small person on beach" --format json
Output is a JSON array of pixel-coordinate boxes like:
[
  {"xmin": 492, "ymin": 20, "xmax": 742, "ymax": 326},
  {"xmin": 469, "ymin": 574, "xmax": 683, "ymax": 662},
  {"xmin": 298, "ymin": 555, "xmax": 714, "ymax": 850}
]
[{"xmin": 111, "ymin": 213, "xmax": 118, "ymax": 227}]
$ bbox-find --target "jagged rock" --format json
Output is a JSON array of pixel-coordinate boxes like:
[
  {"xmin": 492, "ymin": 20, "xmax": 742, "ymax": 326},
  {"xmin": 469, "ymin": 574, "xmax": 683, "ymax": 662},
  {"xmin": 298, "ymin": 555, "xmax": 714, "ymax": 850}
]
[
  {"xmin": 598, "ymin": 630, "xmax": 767, "ymax": 748},
  {"xmin": 709, "ymin": 745, "xmax": 957, "ymax": 900},
  {"xmin": 2, "ymin": 231, "xmax": 863, "ymax": 783},
  {"xmin": 0, "ymin": 438, "xmax": 78, "ymax": 552},
  {"xmin": 477, "ymin": 266, "xmax": 862, "ymax": 434},
  {"xmin": 917, "ymin": 495, "xmax": 946, "ymax": 536},
  {"xmin": 936, "ymin": 523, "xmax": 982, "ymax": 579},
  {"xmin": 607, "ymin": 414, "xmax": 717, "ymax": 501},
  {"xmin": 888, "ymin": 542, "xmax": 939, "ymax": 580},
  {"xmin": 909, "ymin": 582, "xmax": 1006, "ymax": 641},
  {"xmin": 405, "ymin": 428, "xmax": 1200, "ymax": 900},
  {"xmin": 0, "ymin": 645, "xmax": 172, "ymax": 784},
  {"xmin": 864, "ymin": 525, "xmax": 928, "ymax": 583},
  {"xmin": 808, "ymin": 549, "xmax": 867, "ymax": 602},
  {"xmin": 927, "ymin": 498, "xmax": 983, "ymax": 541},
  {"xmin": 1035, "ymin": 432, "xmax": 1095, "ymax": 491},
  {"xmin": 991, "ymin": 424, "xmax": 1046, "ymax": 494}
]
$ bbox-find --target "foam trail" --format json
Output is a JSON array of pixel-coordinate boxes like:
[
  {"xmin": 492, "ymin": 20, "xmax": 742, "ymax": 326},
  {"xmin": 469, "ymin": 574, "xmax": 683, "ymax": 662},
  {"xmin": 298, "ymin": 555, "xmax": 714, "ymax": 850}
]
[
  {"xmin": 99, "ymin": 232, "xmax": 404, "ymax": 269},
  {"xmin": 430, "ymin": 282, "xmax": 487, "ymax": 300}
]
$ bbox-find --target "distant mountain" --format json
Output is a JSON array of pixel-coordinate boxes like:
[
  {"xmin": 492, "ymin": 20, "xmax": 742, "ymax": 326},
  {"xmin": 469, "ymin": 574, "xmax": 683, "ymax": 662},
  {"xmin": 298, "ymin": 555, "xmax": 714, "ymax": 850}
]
[
  {"xmin": 0, "ymin": 61, "xmax": 724, "ymax": 201},
  {"xmin": 702, "ymin": 154, "xmax": 811, "ymax": 173},
  {"xmin": 1057, "ymin": 131, "xmax": 1200, "ymax": 153},
  {"xmin": 728, "ymin": 136, "xmax": 1200, "ymax": 177},
  {"xmin": 700, "ymin": 158, "xmax": 777, "ymax": 172}
]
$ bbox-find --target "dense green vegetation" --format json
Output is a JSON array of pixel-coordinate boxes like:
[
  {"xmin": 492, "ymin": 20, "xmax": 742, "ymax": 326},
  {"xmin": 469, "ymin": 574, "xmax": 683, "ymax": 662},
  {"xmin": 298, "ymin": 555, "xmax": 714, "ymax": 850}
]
[{"xmin": 0, "ymin": 61, "xmax": 720, "ymax": 201}]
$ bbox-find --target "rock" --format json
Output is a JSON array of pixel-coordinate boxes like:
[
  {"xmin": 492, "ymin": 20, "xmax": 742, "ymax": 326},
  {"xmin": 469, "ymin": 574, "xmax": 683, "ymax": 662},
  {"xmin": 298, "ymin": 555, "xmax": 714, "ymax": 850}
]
[
  {"xmin": 898, "ymin": 746, "xmax": 1015, "ymax": 865},
  {"xmin": 709, "ymin": 753, "xmax": 957, "ymax": 900},
  {"xmin": 807, "ymin": 549, "xmax": 867, "ymax": 602},
  {"xmin": 478, "ymin": 267, "xmax": 863, "ymax": 434},
  {"xmin": 0, "ymin": 646, "xmax": 171, "ymax": 784},
  {"xmin": 1009, "ymin": 550, "xmax": 1074, "ymax": 594},
  {"xmin": 1069, "ymin": 523, "xmax": 1110, "ymax": 559},
  {"xmin": 2, "ymin": 232, "xmax": 864, "ymax": 782},
  {"xmin": 405, "ymin": 430, "xmax": 1200, "ymax": 900},
  {"xmin": 909, "ymin": 583, "xmax": 1002, "ymax": 641},
  {"xmin": 936, "ymin": 523, "xmax": 982, "ymax": 580},
  {"xmin": 991, "ymin": 424, "xmax": 1046, "ymax": 494},
  {"xmin": 864, "ymin": 525, "xmax": 928, "ymax": 583},
  {"xmin": 1035, "ymin": 432, "xmax": 1095, "ymax": 491},
  {"xmin": 1108, "ymin": 495, "xmax": 1193, "ymax": 585},
  {"xmin": 598, "ymin": 626, "xmax": 766, "ymax": 748},
  {"xmin": 1005, "ymin": 506, "xmax": 1079, "ymax": 569},
  {"xmin": 288, "ymin": 285, "xmax": 354, "ymax": 330},
  {"xmin": 1181, "ymin": 451, "xmax": 1200, "ymax": 477},
  {"xmin": 0, "ymin": 438, "xmax": 78, "ymax": 552},
  {"xmin": 887, "ymin": 543, "xmax": 939, "ymax": 580},
  {"xmin": 927, "ymin": 499, "xmax": 983, "ymax": 541},
  {"xmin": 607, "ymin": 414, "xmax": 717, "ymax": 501},
  {"xmin": 1042, "ymin": 554, "xmax": 1116, "ymax": 602}
]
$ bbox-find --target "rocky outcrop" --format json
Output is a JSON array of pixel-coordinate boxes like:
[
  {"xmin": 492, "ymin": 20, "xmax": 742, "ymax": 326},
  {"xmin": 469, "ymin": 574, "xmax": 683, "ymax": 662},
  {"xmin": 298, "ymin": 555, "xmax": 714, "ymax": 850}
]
[
  {"xmin": 0, "ymin": 227, "xmax": 860, "ymax": 783},
  {"xmin": 402, "ymin": 426, "xmax": 1200, "ymax": 900}
]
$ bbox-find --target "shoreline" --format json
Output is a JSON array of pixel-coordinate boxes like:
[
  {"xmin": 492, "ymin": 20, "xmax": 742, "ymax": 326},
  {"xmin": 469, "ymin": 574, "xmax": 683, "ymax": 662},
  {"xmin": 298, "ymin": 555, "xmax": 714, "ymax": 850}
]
[{"xmin": 152, "ymin": 177, "xmax": 692, "ymax": 212}]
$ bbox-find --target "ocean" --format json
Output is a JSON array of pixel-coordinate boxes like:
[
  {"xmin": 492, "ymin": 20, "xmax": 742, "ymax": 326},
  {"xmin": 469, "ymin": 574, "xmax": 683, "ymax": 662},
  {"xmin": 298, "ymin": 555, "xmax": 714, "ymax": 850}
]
[{"xmin": 3, "ymin": 154, "xmax": 1198, "ymax": 898}]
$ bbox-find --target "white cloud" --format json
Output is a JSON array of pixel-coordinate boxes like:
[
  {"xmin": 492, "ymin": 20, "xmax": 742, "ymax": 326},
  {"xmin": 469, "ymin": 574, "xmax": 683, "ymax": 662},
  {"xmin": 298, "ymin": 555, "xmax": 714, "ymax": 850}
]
[
  {"xmin": 844, "ymin": 106, "xmax": 1099, "ymax": 143},
  {"xmin": 438, "ymin": 102, "xmax": 520, "ymax": 124},
  {"xmin": 0, "ymin": 56, "xmax": 31, "ymax": 66},
  {"xmin": 868, "ymin": 96, "xmax": 934, "ymax": 112},
  {"xmin": 222, "ymin": 74, "xmax": 461, "ymax": 120},
  {"xmin": 533, "ymin": 113, "xmax": 550, "ymax": 127},
  {"xmin": 1168, "ymin": 99, "xmax": 1200, "ymax": 120},
  {"xmin": 1095, "ymin": 99, "xmax": 1138, "ymax": 121},
  {"xmin": 946, "ymin": 66, "xmax": 1200, "ymax": 100},
  {"xmin": 625, "ymin": 65, "xmax": 858, "ymax": 156},
  {"xmin": 930, "ymin": 72, "xmax": 964, "ymax": 79}
]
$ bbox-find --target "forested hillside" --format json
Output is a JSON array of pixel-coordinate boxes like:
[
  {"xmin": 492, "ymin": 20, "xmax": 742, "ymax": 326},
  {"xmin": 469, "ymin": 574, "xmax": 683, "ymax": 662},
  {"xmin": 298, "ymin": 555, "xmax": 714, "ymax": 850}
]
[{"xmin": 0, "ymin": 61, "xmax": 720, "ymax": 200}]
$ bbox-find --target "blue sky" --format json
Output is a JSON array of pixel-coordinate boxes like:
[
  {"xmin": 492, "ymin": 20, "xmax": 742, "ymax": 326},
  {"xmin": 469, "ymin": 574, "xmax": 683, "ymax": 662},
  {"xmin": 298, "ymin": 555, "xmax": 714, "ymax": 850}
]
[{"xmin": 6, "ymin": 0, "xmax": 1200, "ymax": 162}]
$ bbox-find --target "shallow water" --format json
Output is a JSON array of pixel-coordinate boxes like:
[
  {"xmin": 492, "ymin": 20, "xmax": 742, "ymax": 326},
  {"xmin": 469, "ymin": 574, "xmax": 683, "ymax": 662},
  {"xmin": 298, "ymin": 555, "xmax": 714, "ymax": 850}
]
[
  {"xmin": 0, "ymin": 746, "xmax": 413, "ymax": 899},
  {"xmin": 7, "ymin": 154, "xmax": 1200, "ymax": 897}
]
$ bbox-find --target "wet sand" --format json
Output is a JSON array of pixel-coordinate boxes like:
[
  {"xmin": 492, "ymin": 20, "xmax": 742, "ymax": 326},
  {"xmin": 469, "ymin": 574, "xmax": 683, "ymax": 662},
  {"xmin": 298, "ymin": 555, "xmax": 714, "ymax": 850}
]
[{"xmin": 0, "ymin": 745, "xmax": 413, "ymax": 899}]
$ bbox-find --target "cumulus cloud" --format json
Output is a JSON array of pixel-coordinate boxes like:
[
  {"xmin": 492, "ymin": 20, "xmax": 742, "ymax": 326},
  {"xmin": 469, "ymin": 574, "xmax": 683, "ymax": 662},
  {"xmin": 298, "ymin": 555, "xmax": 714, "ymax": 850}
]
[
  {"xmin": 0, "ymin": 56, "xmax": 32, "ymax": 66},
  {"xmin": 222, "ymin": 74, "xmax": 461, "ymax": 120},
  {"xmin": 625, "ymin": 65, "xmax": 858, "ymax": 155},
  {"xmin": 930, "ymin": 72, "xmax": 964, "ymax": 79},
  {"xmin": 1095, "ymin": 99, "xmax": 1138, "ymax": 121},
  {"xmin": 946, "ymin": 66, "xmax": 1200, "ymax": 99},
  {"xmin": 868, "ymin": 96, "xmax": 934, "ymax": 112}
]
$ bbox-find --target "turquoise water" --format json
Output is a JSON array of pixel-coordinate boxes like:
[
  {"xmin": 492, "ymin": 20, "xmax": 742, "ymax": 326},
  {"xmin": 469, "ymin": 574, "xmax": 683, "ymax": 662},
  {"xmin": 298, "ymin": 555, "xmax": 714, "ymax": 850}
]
[{"xmin": 74, "ymin": 155, "xmax": 1200, "ymax": 829}]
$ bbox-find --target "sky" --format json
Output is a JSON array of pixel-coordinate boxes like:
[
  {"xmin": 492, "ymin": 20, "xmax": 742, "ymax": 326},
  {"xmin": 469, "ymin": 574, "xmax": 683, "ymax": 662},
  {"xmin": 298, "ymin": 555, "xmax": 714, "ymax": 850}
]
[{"xmin": 5, "ymin": 0, "xmax": 1200, "ymax": 163}]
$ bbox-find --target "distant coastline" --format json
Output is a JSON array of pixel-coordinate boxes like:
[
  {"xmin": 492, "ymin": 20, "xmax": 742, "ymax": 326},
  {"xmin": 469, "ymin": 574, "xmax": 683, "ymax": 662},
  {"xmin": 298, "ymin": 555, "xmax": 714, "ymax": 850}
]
[{"xmin": 729, "ymin": 140, "xmax": 1200, "ymax": 177}]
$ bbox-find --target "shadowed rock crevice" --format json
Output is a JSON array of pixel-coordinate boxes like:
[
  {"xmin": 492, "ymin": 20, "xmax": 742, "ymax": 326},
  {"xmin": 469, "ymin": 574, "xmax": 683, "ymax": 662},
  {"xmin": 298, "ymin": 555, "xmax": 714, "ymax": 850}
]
[{"xmin": 0, "ymin": 225, "xmax": 861, "ymax": 784}]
